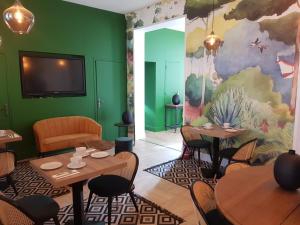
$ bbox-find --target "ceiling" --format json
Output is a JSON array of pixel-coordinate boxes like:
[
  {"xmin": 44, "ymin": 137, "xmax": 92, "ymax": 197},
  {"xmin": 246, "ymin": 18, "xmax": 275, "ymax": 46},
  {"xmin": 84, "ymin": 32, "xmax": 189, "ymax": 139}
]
[{"xmin": 63, "ymin": 0, "xmax": 161, "ymax": 14}]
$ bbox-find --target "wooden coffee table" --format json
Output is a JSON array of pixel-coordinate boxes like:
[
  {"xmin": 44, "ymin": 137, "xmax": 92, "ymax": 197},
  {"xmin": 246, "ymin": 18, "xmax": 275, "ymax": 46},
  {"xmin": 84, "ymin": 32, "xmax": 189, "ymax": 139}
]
[
  {"xmin": 31, "ymin": 151, "xmax": 127, "ymax": 225},
  {"xmin": 215, "ymin": 165, "xmax": 300, "ymax": 225},
  {"xmin": 0, "ymin": 130, "xmax": 22, "ymax": 149},
  {"xmin": 194, "ymin": 125, "xmax": 246, "ymax": 178},
  {"xmin": 83, "ymin": 140, "xmax": 114, "ymax": 151}
]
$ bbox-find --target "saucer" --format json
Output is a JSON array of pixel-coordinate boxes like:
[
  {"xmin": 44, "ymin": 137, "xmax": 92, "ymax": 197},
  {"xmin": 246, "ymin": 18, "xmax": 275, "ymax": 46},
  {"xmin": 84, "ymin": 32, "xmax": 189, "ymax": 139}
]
[
  {"xmin": 91, "ymin": 151, "xmax": 110, "ymax": 159},
  {"xmin": 40, "ymin": 161, "xmax": 63, "ymax": 170},
  {"xmin": 67, "ymin": 162, "xmax": 86, "ymax": 169}
]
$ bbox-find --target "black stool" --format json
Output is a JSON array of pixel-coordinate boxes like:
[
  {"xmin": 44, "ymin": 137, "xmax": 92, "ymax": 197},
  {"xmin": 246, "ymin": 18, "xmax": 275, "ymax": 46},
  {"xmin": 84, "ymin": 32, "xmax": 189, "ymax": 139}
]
[{"xmin": 115, "ymin": 137, "xmax": 133, "ymax": 153}]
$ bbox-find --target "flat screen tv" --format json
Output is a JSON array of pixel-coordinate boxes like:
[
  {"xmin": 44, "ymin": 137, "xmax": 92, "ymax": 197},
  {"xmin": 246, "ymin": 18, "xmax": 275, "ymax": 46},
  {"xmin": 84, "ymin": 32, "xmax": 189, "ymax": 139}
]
[{"xmin": 19, "ymin": 51, "xmax": 86, "ymax": 98}]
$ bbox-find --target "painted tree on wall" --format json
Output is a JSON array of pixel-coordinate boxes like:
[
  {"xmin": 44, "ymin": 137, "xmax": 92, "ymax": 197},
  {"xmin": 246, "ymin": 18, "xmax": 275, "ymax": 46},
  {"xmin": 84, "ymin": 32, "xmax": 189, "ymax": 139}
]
[{"xmin": 125, "ymin": 0, "xmax": 298, "ymax": 163}]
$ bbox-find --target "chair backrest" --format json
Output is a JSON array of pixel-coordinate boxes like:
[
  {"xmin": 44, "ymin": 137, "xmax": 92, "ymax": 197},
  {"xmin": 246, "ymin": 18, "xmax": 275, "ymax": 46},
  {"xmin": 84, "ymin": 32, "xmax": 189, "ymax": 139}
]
[
  {"xmin": 0, "ymin": 150, "xmax": 15, "ymax": 177},
  {"xmin": 232, "ymin": 139, "xmax": 257, "ymax": 162},
  {"xmin": 190, "ymin": 181, "xmax": 216, "ymax": 225},
  {"xmin": 0, "ymin": 194, "xmax": 33, "ymax": 225},
  {"xmin": 113, "ymin": 151, "xmax": 139, "ymax": 188},
  {"xmin": 225, "ymin": 162, "xmax": 250, "ymax": 175},
  {"xmin": 181, "ymin": 125, "xmax": 202, "ymax": 143}
]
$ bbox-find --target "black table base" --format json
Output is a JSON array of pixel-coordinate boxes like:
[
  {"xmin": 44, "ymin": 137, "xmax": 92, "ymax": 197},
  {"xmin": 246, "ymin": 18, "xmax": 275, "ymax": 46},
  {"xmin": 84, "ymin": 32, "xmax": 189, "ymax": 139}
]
[
  {"xmin": 201, "ymin": 137, "xmax": 221, "ymax": 179},
  {"xmin": 68, "ymin": 181, "xmax": 105, "ymax": 225}
]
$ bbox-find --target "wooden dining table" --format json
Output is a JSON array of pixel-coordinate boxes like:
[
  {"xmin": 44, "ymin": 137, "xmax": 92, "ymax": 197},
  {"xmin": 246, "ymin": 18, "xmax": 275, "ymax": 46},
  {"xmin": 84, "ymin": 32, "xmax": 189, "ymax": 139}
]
[
  {"xmin": 215, "ymin": 164, "xmax": 300, "ymax": 225},
  {"xmin": 30, "ymin": 151, "xmax": 127, "ymax": 225},
  {"xmin": 0, "ymin": 129, "xmax": 22, "ymax": 149},
  {"xmin": 194, "ymin": 125, "xmax": 245, "ymax": 178}
]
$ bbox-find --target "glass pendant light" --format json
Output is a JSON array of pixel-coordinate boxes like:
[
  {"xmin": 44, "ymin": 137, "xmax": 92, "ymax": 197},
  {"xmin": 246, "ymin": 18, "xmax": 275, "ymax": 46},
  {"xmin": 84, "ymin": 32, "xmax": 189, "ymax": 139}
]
[
  {"xmin": 204, "ymin": 0, "xmax": 222, "ymax": 54},
  {"xmin": 3, "ymin": 0, "xmax": 35, "ymax": 34}
]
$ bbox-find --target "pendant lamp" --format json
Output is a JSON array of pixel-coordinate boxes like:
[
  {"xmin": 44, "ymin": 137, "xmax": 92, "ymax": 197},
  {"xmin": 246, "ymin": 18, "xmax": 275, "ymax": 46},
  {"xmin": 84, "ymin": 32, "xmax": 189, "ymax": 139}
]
[
  {"xmin": 3, "ymin": 0, "xmax": 35, "ymax": 34},
  {"xmin": 204, "ymin": 0, "xmax": 222, "ymax": 54}
]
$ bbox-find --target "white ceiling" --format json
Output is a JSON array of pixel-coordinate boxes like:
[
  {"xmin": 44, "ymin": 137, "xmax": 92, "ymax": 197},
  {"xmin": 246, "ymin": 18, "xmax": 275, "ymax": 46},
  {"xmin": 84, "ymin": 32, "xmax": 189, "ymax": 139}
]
[{"xmin": 63, "ymin": 0, "xmax": 161, "ymax": 14}]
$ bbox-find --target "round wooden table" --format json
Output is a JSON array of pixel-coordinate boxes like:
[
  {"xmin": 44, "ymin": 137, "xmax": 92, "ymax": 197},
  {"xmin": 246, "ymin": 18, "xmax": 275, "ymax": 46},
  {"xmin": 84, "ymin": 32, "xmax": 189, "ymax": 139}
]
[{"xmin": 215, "ymin": 165, "xmax": 300, "ymax": 225}]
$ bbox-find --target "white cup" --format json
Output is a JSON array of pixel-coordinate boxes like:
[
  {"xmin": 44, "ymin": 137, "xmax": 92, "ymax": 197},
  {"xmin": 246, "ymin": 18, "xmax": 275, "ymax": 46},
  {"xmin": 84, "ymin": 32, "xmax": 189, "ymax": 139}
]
[
  {"xmin": 75, "ymin": 146, "xmax": 86, "ymax": 156},
  {"xmin": 70, "ymin": 155, "xmax": 82, "ymax": 166},
  {"xmin": 223, "ymin": 123, "xmax": 230, "ymax": 128},
  {"xmin": 204, "ymin": 122, "xmax": 212, "ymax": 128}
]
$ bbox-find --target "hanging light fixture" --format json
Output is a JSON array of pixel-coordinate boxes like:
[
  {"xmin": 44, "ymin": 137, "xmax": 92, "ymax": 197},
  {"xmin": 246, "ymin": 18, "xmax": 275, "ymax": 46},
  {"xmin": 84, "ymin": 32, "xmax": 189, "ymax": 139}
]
[
  {"xmin": 204, "ymin": 0, "xmax": 222, "ymax": 54},
  {"xmin": 3, "ymin": 0, "xmax": 35, "ymax": 34}
]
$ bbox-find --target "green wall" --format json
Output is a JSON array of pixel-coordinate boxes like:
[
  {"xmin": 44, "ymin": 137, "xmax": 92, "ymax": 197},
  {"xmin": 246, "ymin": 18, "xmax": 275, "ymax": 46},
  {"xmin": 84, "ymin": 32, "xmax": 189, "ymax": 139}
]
[
  {"xmin": 145, "ymin": 28, "xmax": 184, "ymax": 131},
  {"xmin": 0, "ymin": 0, "xmax": 126, "ymax": 159}
]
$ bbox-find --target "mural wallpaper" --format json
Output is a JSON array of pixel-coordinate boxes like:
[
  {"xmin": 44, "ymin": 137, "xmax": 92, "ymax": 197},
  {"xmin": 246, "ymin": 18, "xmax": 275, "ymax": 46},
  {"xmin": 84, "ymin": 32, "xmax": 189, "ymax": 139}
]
[{"xmin": 126, "ymin": 0, "xmax": 300, "ymax": 163}]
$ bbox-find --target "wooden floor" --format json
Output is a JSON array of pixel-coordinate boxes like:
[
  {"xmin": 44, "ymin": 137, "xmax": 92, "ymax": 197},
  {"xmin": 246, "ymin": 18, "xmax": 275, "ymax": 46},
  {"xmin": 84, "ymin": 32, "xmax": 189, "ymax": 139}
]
[{"xmin": 55, "ymin": 139, "xmax": 197, "ymax": 225}]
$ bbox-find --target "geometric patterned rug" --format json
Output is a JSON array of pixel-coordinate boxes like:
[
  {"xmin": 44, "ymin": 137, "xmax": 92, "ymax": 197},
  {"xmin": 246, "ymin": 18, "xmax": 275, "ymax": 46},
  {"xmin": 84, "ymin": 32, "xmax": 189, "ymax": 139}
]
[
  {"xmin": 45, "ymin": 193, "xmax": 184, "ymax": 225},
  {"xmin": 144, "ymin": 159, "xmax": 217, "ymax": 189},
  {"xmin": 0, "ymin": 161, "xmax": 70, "ymax": 200}
]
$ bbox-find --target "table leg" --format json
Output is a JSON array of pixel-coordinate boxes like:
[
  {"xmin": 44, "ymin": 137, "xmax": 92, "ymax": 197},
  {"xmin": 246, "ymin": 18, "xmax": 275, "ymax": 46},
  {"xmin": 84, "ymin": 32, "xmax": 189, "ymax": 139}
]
[
  {"xmin": 66, "ymin": 181, "xmax": 104, "ymax": 225},
  {"xmin": 175, "ymin": 108, "xmax": 178, "ymax": 133},
  {"xmin": 201, "ymin": 137, "xmax": 220, "ymax": 178},
  {"xmin": 165, "ymin": 107, "xmax": 167, "ymax": 130}
]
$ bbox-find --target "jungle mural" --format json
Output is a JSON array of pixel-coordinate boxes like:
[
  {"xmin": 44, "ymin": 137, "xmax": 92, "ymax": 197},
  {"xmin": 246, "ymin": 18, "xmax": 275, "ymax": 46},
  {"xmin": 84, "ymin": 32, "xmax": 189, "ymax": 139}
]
[{"xmin": 125, "ymin": 0, "xmax": 300, "ymax": 163}]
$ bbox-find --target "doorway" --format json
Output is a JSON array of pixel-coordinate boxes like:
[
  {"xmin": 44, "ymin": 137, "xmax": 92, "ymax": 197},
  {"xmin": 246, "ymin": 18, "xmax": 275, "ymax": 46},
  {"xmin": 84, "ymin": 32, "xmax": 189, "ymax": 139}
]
[{"xmin": 133, "ymin": 17, "xmax": 186, "ymax": 150}]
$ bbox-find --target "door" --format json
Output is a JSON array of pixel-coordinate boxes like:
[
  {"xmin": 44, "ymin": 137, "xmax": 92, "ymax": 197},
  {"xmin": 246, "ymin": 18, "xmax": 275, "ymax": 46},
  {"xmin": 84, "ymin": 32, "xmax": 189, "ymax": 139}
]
[
  {"xmin": 0, "ymin": 54, "xmax": 10, "ymax": 129},
  {"xmin": 95, "ymin": 61, "xmax": 126, "ymax": 140},
  {"xmin": 164, "ymin": 61, "xmax": 184, "ymax": 126}
]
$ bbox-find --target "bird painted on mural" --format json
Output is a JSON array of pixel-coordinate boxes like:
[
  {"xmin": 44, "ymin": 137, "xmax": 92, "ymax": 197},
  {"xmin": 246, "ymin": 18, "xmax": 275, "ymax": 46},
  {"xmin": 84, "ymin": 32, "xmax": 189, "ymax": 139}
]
[{"xmin": 249, "ymin": 38, "xmax": 267, "ymax": 53}]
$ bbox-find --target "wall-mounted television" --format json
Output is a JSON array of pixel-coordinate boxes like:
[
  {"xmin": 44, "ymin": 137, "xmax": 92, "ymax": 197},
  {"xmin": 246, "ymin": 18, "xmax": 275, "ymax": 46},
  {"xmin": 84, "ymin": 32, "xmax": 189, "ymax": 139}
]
[{"xmin": 19, "ymin": 51, "xmax": 86, "ymax": 98}]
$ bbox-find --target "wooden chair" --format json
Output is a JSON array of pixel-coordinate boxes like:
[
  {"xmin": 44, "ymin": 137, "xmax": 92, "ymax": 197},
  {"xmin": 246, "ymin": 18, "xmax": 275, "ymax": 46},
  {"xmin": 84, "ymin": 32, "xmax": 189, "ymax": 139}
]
[
  {"xmin": 219, "ymin": 139, "xmax": 257, "ymax": 167},
  {"xmin": 86, "ymin": 151, "xmax": 139, "ymax": 225},
  {"xmin": 180, "ymin": 125, "xmax": 212, "ymax": 165},
  {"xmin": 190, "ymin": 180, "xmax": 231, "ymax": 225},
  {"xmin": 0, "ymin": 150, "xmax": 18, "ymax": 195},
  {"xmin": 224, "ymin": 162, "xmax": 250, "ymax": 175},
  {"xmin": 0, "ymin": 193, "xmax": 60, "ymax": 225}
]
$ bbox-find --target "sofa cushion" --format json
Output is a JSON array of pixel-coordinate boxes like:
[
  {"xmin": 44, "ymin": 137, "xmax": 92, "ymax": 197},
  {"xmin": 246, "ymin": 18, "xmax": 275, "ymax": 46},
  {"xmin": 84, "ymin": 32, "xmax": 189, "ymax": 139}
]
[{"xmin": 41, "ymin": 133, "xmax": 100, "ymax": 152}]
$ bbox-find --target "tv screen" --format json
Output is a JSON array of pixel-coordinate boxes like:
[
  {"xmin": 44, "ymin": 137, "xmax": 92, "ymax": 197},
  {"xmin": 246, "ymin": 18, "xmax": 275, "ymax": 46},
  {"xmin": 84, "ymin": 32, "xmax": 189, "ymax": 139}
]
[{"xmin": 19, "ymin": 51, "xmax": 86, "ymax": 98}]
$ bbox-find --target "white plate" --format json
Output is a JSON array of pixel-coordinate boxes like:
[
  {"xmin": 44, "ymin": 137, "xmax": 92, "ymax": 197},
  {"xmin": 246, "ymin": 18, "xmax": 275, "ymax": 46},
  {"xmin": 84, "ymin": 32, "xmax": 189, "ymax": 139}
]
[
  {"xmin": 203, "ymin": 126, "xmax": 213, "ymax": 129},
  {"xmin": 225, "ymin": 128, "xmax": 238, "ymax": 133},
  {"xmin": 67, "ymin": 162, "xmax": 86, "ymax": 169},
  {"xmin": 40, "ymin": 161, "xmax": 63, "ymax": 170},
  {"xmin": 91, "ymin": 151, "xmax": 110, "ymax": 159}
]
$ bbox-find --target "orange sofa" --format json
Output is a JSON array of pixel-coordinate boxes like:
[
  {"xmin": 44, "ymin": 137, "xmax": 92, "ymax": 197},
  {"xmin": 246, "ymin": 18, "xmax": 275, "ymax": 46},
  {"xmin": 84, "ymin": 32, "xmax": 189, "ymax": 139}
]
[{"xmin": 33, "ymin": 116, "xmax": 102, "ymax": 154}]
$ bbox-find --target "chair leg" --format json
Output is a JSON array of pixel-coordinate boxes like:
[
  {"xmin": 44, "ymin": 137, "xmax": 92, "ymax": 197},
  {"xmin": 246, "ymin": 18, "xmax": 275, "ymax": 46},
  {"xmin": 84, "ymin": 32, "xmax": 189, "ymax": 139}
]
[
  {"xmin": 107, "ymin": 197, "xmax": 112, "ymax": 225},
  {"xmin": 53, "ymin": 216, "xmax": 60, "ymax": 225},
  {"xmin": 129, "ymin": 191, "xmax": 139, "ymax": 212},
  {"xmin": 197, "ymin": 149, "xmax": 201, "ymax": 166},
  {"xmin": 7, "ymin": 175, "xmax": 18, "ymax": 195},
  {"xmin": 85, "ymin": 192, "xmax": 93, "ymax": 213},
  {"xmin": 181, "ymin": 145, "xmax": 188, "ymax": 160}
]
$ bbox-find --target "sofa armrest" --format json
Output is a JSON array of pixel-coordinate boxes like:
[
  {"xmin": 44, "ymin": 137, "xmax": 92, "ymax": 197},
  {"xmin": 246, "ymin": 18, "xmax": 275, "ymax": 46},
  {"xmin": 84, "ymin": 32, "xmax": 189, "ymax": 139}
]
[{"xmin": 82, "ymin": 118, "xmax": 102, "ymax": 139}]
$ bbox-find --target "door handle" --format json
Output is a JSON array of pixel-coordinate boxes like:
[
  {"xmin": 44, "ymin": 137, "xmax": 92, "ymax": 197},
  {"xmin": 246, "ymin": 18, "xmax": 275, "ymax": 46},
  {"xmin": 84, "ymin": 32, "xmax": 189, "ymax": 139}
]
[
  {"xmin": 97, "ymin": 99, "xmax": 103, "ymax": 109},
  {"xmin": 0, "ymin": 104, "xmax": 9, "ymax": 117}
]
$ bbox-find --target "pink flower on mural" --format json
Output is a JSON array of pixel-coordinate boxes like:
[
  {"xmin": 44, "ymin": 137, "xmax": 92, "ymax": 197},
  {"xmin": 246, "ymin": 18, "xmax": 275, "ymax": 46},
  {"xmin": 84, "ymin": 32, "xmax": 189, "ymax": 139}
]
[
  {"xmin": 127, "ymin": 51, "xmax": 133, "ymax": 64},
  {"xmin": 277, "ymin": 121, "xmax": 286, "ymax": 129},
  {"xmin": 260, "ymin": 119, "xmax": 269, "ymax": 133},
  {"xmin": 184, "ymin": 101, "xmax": 203, "ymax": 121}
]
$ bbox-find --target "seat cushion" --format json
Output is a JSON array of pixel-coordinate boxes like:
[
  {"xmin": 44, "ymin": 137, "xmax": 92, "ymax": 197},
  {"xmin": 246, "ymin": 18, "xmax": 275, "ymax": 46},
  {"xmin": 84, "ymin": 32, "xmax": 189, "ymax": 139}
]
[
  {"xmin": 15, "ymin": 195, "xmax": 59, "ymax": 223},
  {"xmin": 206, "ymin": 209, "xmax": 232, "ymax": 225},
  {"xmin": 186, "ymin": 140, "xmax": 211, "ymax": 149},
  {"xmin": 41, "ymin": 133, "xmax": 100, "ymax": 152},
  {"xmin": 88, "ymin": 175, "xmax": 130, "ymax": 197}
]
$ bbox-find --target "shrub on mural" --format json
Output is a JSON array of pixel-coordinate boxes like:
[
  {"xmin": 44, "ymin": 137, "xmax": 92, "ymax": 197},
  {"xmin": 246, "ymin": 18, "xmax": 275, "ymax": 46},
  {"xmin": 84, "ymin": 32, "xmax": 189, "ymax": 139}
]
[{"xmin": 125, "ymin": 0, "xmax": 298, "ymax": 163}]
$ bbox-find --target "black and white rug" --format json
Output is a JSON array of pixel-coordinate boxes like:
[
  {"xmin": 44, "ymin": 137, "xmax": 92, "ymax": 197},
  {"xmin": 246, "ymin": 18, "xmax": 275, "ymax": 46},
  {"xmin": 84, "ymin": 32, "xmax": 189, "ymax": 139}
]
[
  {"xmin": 45, "ymin": 193, "xmax": 184, "ymax": 225},
  {"xmin": 144, "ymin": 159, "xmax": 217, "ymax": 189},
  {"xmin": 0, "ymin": 161, "xmax": 70, "ymax": 199}
]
